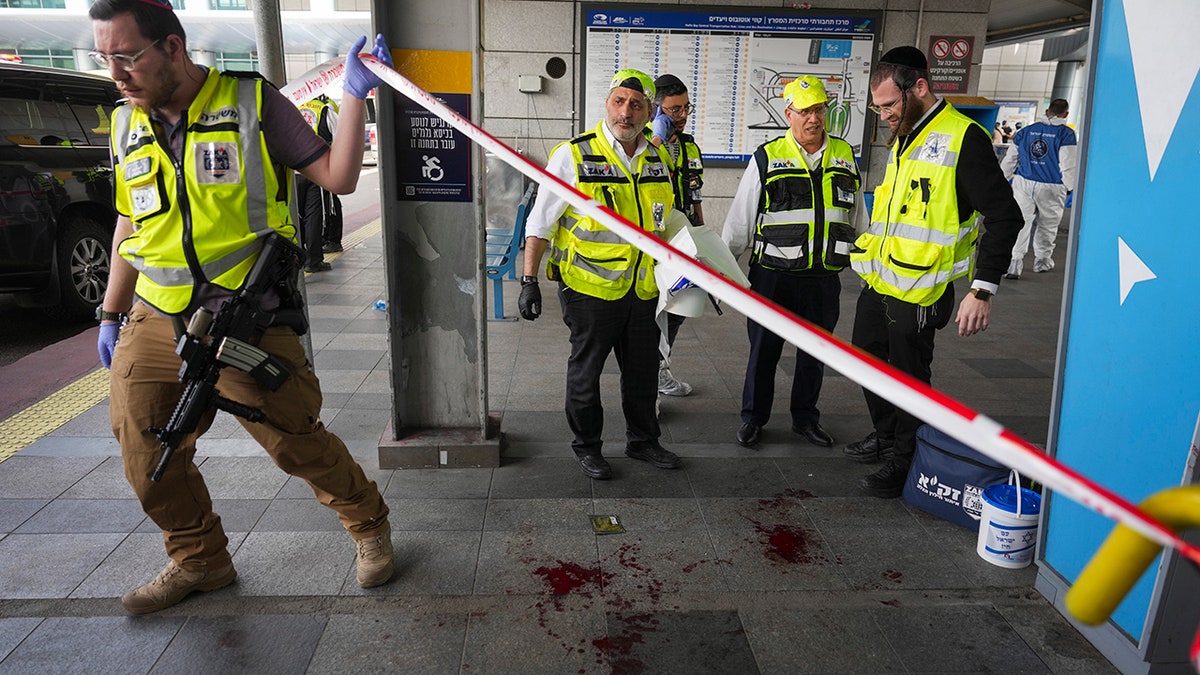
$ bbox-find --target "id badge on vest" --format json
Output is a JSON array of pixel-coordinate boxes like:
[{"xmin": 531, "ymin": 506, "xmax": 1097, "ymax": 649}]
[
  {"xmin": 124, "ymin": 156, "xmax": 160, "ymax": 218},
  {"xmin": 195, "ymin": 141, "xmax": 241, "ymax": 185}
]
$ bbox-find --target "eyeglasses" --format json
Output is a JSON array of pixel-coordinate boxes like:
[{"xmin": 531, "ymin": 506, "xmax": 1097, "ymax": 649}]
[
  {"xmin": 662, "ymin": 103, "xmax": 695, "ymax": 116},
  {"xmin": 788, "ymin": 103, "xmax": 829, "ymax": 118},
  {"xmin": 88, "ymin": 39, "xmax": 160, "ymax": 72},
  {"xmin": 868, "ymin": 91, "xmax": 907, "ymax": 116}
]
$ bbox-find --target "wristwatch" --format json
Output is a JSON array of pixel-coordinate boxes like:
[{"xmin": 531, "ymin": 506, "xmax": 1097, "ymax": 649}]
[
  {"xmin": 969, "ymin": 288, "xmax": 993, "ymax": 302},
  {"xmin": 520, "ymin": 275, "xmax": 538, "ymax": 285},
  {"xmin": 95, "ymin": 306, "xmax": 125, "ymax": 322}
]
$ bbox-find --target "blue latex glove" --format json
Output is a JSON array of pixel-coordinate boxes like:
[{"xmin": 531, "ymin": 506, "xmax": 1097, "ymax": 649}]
[
  {"xmin": 651, "ymin": 108, "xmax": 674, "ymax": 142},
  {"xmin": 98, "ymin": 322, "xmax": 120, "ymax": 369},
  {"xmin": 344, "ymin": 34, "xmax": 392, "ymax": 99}
]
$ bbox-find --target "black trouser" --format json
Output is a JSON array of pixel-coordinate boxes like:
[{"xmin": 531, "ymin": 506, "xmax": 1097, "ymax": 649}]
[
  {"xmin": 321, "ymin": 189, "xmax": 343, "ymax": 247},
  {"xmin": 850, "ymin": 283, "xmax": 955, "ymax": 463},
  {"xmin": 741, "ymin": 267, "xmax": 841, "ymax": 428},
  {"xmin": 295, "ymin": 175, "xmax": 343, "ymax": 264},
  {"xmin": 559, "ymin": 284, "xmax": 660, "ymax": 457}
]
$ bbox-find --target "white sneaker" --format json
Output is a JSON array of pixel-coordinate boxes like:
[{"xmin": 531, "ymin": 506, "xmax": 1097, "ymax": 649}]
[{"xmin": 657, "ymin": 365, "xmax": 693, "ymax": 397}]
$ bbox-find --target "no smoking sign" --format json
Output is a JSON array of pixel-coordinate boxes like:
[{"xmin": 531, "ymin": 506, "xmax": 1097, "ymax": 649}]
[{"xmin": 927, "ymin": 34, "xmax": 974, "ymax": 94}]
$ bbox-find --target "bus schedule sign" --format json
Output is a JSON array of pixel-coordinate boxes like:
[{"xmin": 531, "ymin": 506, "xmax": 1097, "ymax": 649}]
[{"xmin": 927, "ymin": 35, "xmax": 973, "ymax": 94}]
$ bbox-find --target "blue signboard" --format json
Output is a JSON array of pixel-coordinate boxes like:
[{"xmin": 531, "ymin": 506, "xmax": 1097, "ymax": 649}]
[
  {"xmin": 395, "ymin": 93, "xmax": 472, "ymax": 202},
  {"xmin": 1046, "ymin": 0, "xmax": 1200, "ymax": 639}
]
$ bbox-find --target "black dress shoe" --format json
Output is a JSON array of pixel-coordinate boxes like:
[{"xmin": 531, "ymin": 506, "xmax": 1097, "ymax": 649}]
[
  {"xmin": 792, "ymin": 422, "xmax": 833, "ymax": 447},
  {"xmin": 843, "ymin": 432, "xmax": 894, "ymax": 464},
  {"xmin": 859, "ymin": 458, "xmax": 910, "ymax": 499},
  {"xmin": 736, "ymin": 422, "xmax": 761, "ymax": 447},
  {"xmin": 577, "ymin": 454, "xmax": 612, "ymax": 480},
  {"xmin": 322, "ymin": 242, "xmax": 343, "ymax": 253},
  {"xmin": 625, "ymin": 442, "xmax": 681, "ymax": 469},
  {"xmin": 304, "ymin": 261, "xmax": 332, "ymax": 273}
]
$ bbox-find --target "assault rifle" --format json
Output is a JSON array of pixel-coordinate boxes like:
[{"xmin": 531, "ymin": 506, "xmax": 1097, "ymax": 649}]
[{"xmin": 149, "ymin": 233, "xmax": 308, "ymax": 481}]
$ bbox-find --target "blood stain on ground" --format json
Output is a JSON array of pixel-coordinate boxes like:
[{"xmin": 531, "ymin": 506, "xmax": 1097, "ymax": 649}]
[
  {"xmin": 533, "ymin": 560, "xmax": 609, "ymax": 595},
  {"xmin": 882, "ymin": 569, "xmax": 903, "ymax": 583},
  {"xmin": 755, "ymin": 523, "xmax": 823, "ymax": 564}
]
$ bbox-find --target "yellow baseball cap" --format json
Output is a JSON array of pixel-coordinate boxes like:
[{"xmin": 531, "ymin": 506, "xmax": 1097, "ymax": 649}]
[
  {"xmin": 783, "ymin": 75, "xmax": 829, "ymax": 110},
  {"xmin": 609, "ymin": 69, "xmax": 656, "ymax": 99}
]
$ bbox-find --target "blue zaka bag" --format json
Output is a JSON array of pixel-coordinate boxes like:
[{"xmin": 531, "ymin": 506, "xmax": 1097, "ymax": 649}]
[{"xmin": 902, "ymin": 424, "xmax": 1012, "ymax": 529}]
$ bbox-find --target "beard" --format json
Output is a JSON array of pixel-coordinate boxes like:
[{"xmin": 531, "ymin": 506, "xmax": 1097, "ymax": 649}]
[
  {"xmin": 609, "ymin": 116, "xmax": 643, "ymax": 144},
  {"xmin": 127, "ymin": 60, "xmax": 180, "ymax": 113},
  {"xmin": 886, "ymin": 92, "xmax": 926, "ymax": 145}
]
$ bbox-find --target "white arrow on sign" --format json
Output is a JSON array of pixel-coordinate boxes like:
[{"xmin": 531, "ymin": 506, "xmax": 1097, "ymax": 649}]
[
  {"xmin": 1126, "ymin": 0, "xmax": 1200, "ymax": 180},
  {"xmin": 1118, "ymin": 237, "xmax": 1156, "ymax": 305}
]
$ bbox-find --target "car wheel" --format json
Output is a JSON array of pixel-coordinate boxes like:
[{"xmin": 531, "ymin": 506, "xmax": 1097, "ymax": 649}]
[{"xmin": 42, "ymin": 217, "xmax": 111, "ymax": 321}]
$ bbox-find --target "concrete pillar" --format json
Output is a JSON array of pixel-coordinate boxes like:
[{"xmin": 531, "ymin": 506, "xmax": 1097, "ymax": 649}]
[
  {"xmin": 1052, "ymin": 60, "xmax": 1087, "ymax": 130},
  {"xmin": 372, "ymin": 0, "xmax": 497, "ymax": 468},
  {"xmin": 252, "ymin": 0, "xmax": 286, "ymax": 88}
]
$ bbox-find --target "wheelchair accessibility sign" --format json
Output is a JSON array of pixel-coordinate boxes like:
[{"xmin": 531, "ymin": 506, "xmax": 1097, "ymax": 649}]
[{"xmin": 397, "ymin": 92, "xmax": 471, "ymax": 202}]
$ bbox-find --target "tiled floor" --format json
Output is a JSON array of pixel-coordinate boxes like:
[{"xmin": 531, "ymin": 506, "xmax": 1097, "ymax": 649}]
[{"xmin": 0, "ymin": 226, "xmax": 1122, "ymax": 673}]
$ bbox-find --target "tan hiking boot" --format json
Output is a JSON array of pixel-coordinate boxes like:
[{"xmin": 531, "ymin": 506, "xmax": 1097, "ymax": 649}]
[
  {"xmin": 120, "ymin": 561, "xmax": 236, "ymax": 614},
  {"xmin": 355, "ymin": 523, "xmax": 394, "ymax": 588}
]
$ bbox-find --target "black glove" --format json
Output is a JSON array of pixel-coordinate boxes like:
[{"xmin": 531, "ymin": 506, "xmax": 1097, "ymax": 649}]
[{"xmin": 518, "ymin": 276, "xmax": 542, "ymax": 320}]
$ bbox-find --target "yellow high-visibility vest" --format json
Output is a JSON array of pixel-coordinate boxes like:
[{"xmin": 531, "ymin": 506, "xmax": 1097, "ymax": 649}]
[
  {"xmin": 752, "ymin": 133, "xmax": 860, "ymax": 272},
  {"xmin": 851, "ymin": 102, "xmax": 981, "ymax": 305},
  {"xmin": 111, "ymin": 69, "xmax": 293, "ymax": 314},
  {"xmin": 548, "ymin": 122, "xmax": 675, "ymax": 300}
]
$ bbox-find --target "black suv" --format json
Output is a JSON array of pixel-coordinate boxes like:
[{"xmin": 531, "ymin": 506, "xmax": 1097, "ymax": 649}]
[{"xmin": 0, "ymin": 63, "xmax": 119, "ymax": 320}]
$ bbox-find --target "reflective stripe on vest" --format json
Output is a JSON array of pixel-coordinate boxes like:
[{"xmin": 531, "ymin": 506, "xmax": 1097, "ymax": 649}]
[
  {"xmin": 850, "ymin": 102, "xmax": 980, "ymax": 306},
  {"xmin": 111, "ymin": 70, "xmax": 291, "ymax": 314},
  {"xmin": 549, "ymin": 122, "xmax": 675, "ymax": 301},
  {"xmin": 751, "ymin": 134, "xmax": 860, "ymax": 272}
]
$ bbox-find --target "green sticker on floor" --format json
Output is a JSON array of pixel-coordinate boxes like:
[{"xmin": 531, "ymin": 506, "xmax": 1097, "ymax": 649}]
[{"xmin": 590, "ymin": 514, "xmax": 625, "ymax": 534}]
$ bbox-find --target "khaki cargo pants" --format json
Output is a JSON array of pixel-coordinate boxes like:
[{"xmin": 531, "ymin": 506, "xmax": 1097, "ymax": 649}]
[{"xmin": 109, "ymin": 302, "xmax": 389, "ymax": 571}]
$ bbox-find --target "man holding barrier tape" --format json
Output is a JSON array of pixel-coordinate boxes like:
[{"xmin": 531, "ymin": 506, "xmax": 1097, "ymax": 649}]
[{"xmin": 91, "ymin": 0, "xmax": 394, "ymax": 613}]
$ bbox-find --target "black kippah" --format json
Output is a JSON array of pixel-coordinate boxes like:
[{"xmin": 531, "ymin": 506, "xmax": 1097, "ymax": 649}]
[
  {"xmin": 880, "ymin": 46, "xmax": 928, "ymax": 71},
  {"xmin": 653, "ymin": 74, "xmax": 685, "ymax": 91}
]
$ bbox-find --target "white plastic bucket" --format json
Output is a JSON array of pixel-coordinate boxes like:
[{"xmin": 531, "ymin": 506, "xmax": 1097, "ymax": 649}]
[{"xmin": 976, "ymin": 474, "xmax": 1042, "ymax": 569}]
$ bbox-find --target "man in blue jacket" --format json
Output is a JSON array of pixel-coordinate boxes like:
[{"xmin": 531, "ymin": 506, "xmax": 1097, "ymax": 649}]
[{"xmin": 999, "ymin": 98, "xmax": 1077, "ymax": 278}]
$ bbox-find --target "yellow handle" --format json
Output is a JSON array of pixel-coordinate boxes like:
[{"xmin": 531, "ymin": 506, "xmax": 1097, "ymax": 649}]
[{"xmin": 1065, "ymin": 486, "xmax": 1200, "ymax": 625}]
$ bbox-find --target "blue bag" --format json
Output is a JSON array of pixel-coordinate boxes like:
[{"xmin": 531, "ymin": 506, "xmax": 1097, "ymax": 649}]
[{"xmin": 902, "ymin": 424, "xmax": 1012, "ymax": 529}]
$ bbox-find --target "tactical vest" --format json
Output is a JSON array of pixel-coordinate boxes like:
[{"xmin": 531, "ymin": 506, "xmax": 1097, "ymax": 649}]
[
  {"xmin": 548, "ymin": 122, "xmax": 675, "ymax": 300},
  {"xmin": 111, "ymin": 69, "xmax": 292, "ymax": 315},
  {"xmin": 851, "ymin": 102, "xmax": 981, "ymax": 306},
  {"xmin": 751, "ymin": 133, "xmax": 860, "ymax": 273}
]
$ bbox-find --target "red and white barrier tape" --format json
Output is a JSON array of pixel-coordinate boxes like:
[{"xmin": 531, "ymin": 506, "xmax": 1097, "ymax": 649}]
[{"xmin": 358, "ymin": 54, "xmax": 1200, "ymax": 566}]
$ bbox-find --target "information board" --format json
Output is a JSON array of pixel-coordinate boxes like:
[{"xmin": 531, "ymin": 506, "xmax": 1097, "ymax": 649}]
[{"xmin": 581, "ymin": 4, "xmax": 880, "ymax": 164}]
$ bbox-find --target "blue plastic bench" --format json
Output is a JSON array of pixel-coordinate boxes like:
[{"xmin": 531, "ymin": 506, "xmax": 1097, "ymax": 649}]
[{"xmin": 486, "ymin": 183, "xmax": 536, "ymax": 320}]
